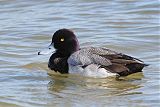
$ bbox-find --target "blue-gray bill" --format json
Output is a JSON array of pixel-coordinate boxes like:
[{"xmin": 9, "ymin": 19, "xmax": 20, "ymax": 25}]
[{"xmin": 38, "ymin": 43, "xmax": 55, "ymax": 55}]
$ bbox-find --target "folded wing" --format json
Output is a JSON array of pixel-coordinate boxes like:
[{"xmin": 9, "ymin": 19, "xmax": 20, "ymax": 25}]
[{"xmin": 68, "ymin": 47, "xmax": 148, "ymax": 76}]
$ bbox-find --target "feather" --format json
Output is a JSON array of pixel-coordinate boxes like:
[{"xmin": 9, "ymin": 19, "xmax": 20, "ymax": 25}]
[{"xmin": 68, "ymin": 47, "xmax": 147, "ymax": 76}]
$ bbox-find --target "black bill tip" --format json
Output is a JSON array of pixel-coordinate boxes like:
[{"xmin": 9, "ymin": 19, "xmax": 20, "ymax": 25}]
[{"xmin": 38, "ymin": 51, "xmax": 41, "ymax": 55}]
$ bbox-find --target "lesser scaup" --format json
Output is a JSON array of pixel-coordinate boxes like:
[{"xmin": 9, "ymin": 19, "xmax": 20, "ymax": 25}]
[{"xmin": 38, "ymin": 29, "xmax": 148, "ymax": 78}]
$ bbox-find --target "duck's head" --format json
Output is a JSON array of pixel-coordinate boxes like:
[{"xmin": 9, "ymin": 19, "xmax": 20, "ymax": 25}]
[{"xmin": 38, "ymin": 29, "xmax": 80, "ymax": 56}]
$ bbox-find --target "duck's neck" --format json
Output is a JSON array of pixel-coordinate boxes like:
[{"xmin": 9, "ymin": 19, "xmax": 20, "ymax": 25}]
[
  {"xmin": 57, "ymin": 39, "xmax": 80, "ymax": 57},
  {"xmin": 57, "ymin": 44, "xmax": 80, "ymax": 57}
]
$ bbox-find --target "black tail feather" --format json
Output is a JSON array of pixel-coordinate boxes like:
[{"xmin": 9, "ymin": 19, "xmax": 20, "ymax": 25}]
[{"xmin": 103, "ymin": 63, "xmax": 148, "ymax": 76}]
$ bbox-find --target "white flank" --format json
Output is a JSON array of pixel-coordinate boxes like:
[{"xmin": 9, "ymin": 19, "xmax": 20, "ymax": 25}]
[{"xmin": 68, "ymin": 64, "xmax": 118, "ymax": 78}]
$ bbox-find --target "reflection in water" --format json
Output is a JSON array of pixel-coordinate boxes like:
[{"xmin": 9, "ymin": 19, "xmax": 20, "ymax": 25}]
[
  {"xmin": 0, "ymin": 0, "xmax": 159, "ymax": 106},
  {"xmin": 48, "ymin": 73, "xmax": 144, "ymax": 97}
]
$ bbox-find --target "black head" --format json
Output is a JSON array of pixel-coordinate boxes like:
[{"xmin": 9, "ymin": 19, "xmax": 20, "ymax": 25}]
[{"xmin": 51, "ymin": 29, "xmax": 80, "ymax": 56}]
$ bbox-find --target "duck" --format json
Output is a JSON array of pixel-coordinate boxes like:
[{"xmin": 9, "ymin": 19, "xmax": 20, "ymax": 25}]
[{"xmin": 38, "ymin": 28, "xmax": 148, "ymax": 78}]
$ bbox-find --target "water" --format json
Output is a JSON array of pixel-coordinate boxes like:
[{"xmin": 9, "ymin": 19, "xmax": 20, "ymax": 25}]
[{"xmin": 0, "ymin": 0, "xmax": 159, "ymax": 107}]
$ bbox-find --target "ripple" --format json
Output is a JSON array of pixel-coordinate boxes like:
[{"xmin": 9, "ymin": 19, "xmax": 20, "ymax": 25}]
[{"xmin": 0, "ymin": 0, "xmax": 159, "ymax": 107}]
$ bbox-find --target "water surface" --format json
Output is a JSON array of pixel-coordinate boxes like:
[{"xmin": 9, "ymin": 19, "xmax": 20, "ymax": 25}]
[{"xmin": 0, "ymin": 0, "xmax": 159, "ymax": 107}]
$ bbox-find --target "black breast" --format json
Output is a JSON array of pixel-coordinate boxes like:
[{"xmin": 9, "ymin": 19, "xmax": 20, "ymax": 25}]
[{"xmin": 48, "ymin": 53, "xmax": 68, "ymax": 74}]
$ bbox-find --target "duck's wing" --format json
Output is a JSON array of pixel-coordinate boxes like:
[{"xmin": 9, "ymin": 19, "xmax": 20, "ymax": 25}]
[
  {"xmin": 99, "ymin": 52, "xmax": 148, "ymax": 76},
  {"xmin": 68, "ymin": 47, "xmax": 115, "ymax": 67},
  {"xmin": 68, "ymin": 47, "xmax": 147, "ymax": 76}
]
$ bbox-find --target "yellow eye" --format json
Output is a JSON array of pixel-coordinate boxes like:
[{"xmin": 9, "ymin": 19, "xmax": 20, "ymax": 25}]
[{"xmin": 60, "ymin": 38, "xmax": 64, "ymax": 42}]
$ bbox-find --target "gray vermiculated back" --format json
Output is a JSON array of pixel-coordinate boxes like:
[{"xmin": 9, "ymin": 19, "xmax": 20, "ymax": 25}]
[{"xmin": 68, "ymin": 47, "xmax": 118, "ymax": 66}]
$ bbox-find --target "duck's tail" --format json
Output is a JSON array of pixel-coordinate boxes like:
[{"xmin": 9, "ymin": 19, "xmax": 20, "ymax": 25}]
[
  {"xmin": 104, "ymin": 63, "xmax": 149, "ymax": 76},
  {"xmin": 119, "ymin": 63, "xmax": 149, "ymax": 76}
]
